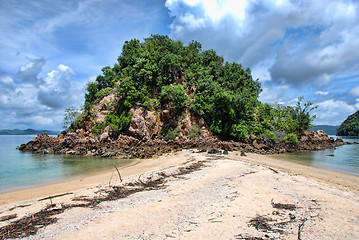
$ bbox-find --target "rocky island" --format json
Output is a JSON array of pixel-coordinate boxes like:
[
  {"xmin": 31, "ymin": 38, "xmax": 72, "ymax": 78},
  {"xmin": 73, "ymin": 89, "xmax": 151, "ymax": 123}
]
[{"xmin": 18, "ymin": 35, "xmax": 350, "ymax": 158}]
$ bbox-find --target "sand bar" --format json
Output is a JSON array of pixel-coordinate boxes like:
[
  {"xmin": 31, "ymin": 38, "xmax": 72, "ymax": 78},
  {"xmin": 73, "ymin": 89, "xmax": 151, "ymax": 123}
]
[{"xmin": 1, "ymin": 150, "xmax": 358, "ymax": 239}]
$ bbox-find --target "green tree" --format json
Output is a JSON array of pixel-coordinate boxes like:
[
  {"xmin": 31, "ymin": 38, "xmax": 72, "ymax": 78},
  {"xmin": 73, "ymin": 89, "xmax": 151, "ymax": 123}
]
[{"xmin": 62, "ymin": 107, "xmax": 83, "ymax": 130}]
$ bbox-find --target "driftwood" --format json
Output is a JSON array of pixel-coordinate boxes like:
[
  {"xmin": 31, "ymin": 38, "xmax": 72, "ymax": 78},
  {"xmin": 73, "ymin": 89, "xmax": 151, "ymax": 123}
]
[
  {"xmin": 268, "ymin": 167, "xmax": 279, "ymax": 174},
  {"xmin": 113, "ymin": 163, "xmax": 122, "ymax": 182},
  {"xmin": 8, "ymin": 204, "xmax": 31, "ymax": 211},
  {"xmin": 298, "ymin": 218, "xmax": 307, "ymax": 240},
  {"xmin": 38, "ymin": 192, "xmax": 73, "ymax": 203},
  {"xmin": 0, "ymin": 214, "xmax": 17, "ymax": 222}
]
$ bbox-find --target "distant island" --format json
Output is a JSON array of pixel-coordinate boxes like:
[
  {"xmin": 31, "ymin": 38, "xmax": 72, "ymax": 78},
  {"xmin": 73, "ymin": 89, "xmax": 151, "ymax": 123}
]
[
  {"xmin": 312, "ymin": 125, "xmax": 339, "ymax": 135},
  {"xmin": 0, "ymin": 128, "xmax": 59, "ymax": 135},
  {"xmin": 337, "ymin": 110, "xmax": 359, "ymax": 136}
]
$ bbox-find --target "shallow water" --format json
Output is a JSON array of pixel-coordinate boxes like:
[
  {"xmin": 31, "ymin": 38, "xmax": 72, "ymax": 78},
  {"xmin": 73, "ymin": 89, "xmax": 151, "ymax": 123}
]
[
  {"xmin": 273, "ymin": 136, "xmax": 359, "ymax": 177},
  {"xmin": 0, "ymin": 135, "xmax": 133, "ymax": 193}
]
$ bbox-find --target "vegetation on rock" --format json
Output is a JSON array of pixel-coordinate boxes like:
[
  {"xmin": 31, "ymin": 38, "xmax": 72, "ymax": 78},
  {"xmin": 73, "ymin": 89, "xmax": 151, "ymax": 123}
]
[
  {"xmin": 337, "ymin": 110, "xmax": 359, "ymax": 136},
  {"xmin": 70, "ymin": 35, "xmax": 316, "ymax": 142}
]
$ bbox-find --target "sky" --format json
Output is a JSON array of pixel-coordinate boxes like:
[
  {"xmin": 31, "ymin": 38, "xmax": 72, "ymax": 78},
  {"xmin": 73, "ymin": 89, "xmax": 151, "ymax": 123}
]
[{"xmin": 0, "ymin": 0, "xmax": 358, "ymax": 131}]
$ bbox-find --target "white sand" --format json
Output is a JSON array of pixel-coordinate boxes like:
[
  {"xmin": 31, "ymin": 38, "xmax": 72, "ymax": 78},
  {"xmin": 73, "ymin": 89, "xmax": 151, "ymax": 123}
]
[{"xmin": 1, "ymin": 150, "xmax": 358, "ymax": 239}]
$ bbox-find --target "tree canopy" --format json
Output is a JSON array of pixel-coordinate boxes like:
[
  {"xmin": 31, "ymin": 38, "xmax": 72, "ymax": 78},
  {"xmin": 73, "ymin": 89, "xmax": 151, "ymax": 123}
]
[
  {"xmin": 80, "ymin": 34, "xmax": 316, "ymax": 142},
  {"xmin": 337, "ymin": 110, "xmax": 359, "ymax": 136}
]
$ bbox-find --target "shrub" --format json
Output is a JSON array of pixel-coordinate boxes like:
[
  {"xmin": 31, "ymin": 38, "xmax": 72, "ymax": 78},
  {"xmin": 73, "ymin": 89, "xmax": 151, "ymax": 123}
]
[
  {"xmin": 282, "ymin": 133, "xmax": 298, "ymax": 143},
  {"xmin": 95, "ymin": 87, "xmax": 112, "ymax": 99},
  {"xmin": 265, "ymin": 130, "xmax": 276, "ymax": 142},
  {"xmin": 164, "ymin": 128, "xmax": 179, "ymax": 141},
  {"xmin": 92, "ymin": 121, "xmax": 106, "ymax": 137},
  {"xmin": 189, "ymin": 124, "xmax": 201, "ymax": 139}
]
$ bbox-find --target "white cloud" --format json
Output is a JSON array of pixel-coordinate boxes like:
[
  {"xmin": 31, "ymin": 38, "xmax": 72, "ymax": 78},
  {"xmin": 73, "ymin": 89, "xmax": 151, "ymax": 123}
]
[
  {"xmin": 17, "ymin": 58, "xmax": 45, "ymax": 84},
  {"xmin": 314, "ymin": 99, "xmax": 359, "ymax": 125},
  {"xmin": 38, "ymin": 64, "xmax": 76, "ymax": 109},
  {"xmin": 315, "ymin": 91, "xmax": 329, "ymax": 96},
  {"xmin": 166, "ymin": 0, "xmax": 359, "ymax": 125},
  {"xmin": 166, "ymin": 0, "xmax": 359, "ymax": 88},
  {"xmin": 0, "ymin": 59, "xmax": 86, "ymax": 130},
  {"xmin": 350, "ymin": 86, "xmax": 359, "ymax": 98}
]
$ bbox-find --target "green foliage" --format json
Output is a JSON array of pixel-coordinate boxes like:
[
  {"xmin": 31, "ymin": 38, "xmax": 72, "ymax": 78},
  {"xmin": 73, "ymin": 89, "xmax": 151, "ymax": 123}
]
[
  {"xmin": 95, "ymin": 87, "xmax": 112, "ymax": 99},
  {"xmin": 189, "ymin": 124, "xmax": 201, "ymax": 139},
  {"xmin": 265, "ymin": 130, "xmax": 276, "ymax": 142},
  {"xmin": 255, "ymin": 97, "xmax": 317, "ymax": 137},
  {"xmin": 164, "ymin": 128, "xmax": 179, "ymax": 141},
  {"xmin": 92, "ymin": 121, "xmax": 106, "ymax": 137},
  {"xmin": 62, "ymin": 107, "xmax": 83, "ymax": 130},
  {"xmin": 337, "ymin": 110, "xmax": 359, "ymax": 136},
  {"xmin": 282, "ymin": 133, "xmax": 298, "ymax": 143},
  {"xmin": 84, "ymin": 67, "xmax": 118, "ymax": 109},
  {"xmin": 81, "ymin": 35, "xmax": 318, "ymax": 141},
  {"xmin": 143, "ymin": 97, "xmax": 160, "ymax": 111},
  {"xmin": 230, "ymin": 123, "xmax": 250, "ymax": 141},
  {"xmin": 160, "ymin": 84, "xmax": 189, "ymax": 114}
]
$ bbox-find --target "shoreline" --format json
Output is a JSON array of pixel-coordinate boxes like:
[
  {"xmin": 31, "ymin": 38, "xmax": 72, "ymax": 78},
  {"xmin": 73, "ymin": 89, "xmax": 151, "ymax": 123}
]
[
  {"xmin": 1, "ymin": 150, "xmax": 358, "ymax": 206},
  {"xmin": 0, "ymin": 151, "xmax": 192, "ymax": 207},
  {"xmin": 1, "ymin": 150, "xmax": 359, "ymax": 239},
  {"xmin": 0, "ymin": 159, "xmax": 141, "ymax": 206}
]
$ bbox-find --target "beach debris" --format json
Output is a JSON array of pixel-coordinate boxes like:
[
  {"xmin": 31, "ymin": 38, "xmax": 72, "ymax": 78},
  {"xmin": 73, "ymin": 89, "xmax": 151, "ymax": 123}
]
[
  {"xmin": 268, "ymin": 167, "xmax": 279, "ymax": 174},
  {"xmin": 207, "ymin": 148, "xmax": 222, "ymax": 154},
  {"xmin": 113, "ymin": 163, "xmax": 123, "ymax": 182},
  {"xmin": 47, "ymin": 203, "xmax": 63, "ymax": 211},
  {"xmin": 0, "ymin": 204, "xmax": 65, "ymax": 239},
  {"xmin": 234, "ymin": 233, "xmax": 265, "ymax": 239},
  {"xmin": 38, "ymin": 192, "xmax": 73, "ymax": 204},
  {"xmin": 297, "ymin": 218, "xmax": 308, "ymax": 240},
  {"xmin": 8, "ymin": 204, "xmax": 31, "ymax": 211},
  {"xmin": 0, "ymin": 160, "xmax": 207, "ymax": 239},
  {"xmin": 248, "ymin": 215, "xmax": 276, "ymax": 233},
  {"xmin": 0, "ymin": 214, "xmax": 17, "ymax": 222},
  {"xmin": 271, "ymin": 199, "xmax": 296, "ymax": 211}
]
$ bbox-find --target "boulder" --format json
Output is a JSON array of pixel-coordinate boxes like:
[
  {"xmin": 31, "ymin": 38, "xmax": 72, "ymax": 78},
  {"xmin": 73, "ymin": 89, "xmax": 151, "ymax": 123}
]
[{"xmin": 100, "ymin": 126, "xmax": 111, "ymax": 143}]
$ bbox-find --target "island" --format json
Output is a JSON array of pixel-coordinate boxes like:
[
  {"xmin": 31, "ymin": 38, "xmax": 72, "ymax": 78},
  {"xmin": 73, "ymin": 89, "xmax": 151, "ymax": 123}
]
[
  {"xmin": 337, "ymin": 110, "xmax": 359, "ymax": 136},
  {"xmin": 18, "ymin": 35, "xmax": 348, "ymax": 157}
]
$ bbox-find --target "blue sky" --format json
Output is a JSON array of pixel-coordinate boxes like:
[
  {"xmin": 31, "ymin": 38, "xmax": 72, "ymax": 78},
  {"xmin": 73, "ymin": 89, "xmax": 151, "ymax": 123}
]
[{"xmin": 0, "ymin": 0, "xmax": 358, "ymax": 130}]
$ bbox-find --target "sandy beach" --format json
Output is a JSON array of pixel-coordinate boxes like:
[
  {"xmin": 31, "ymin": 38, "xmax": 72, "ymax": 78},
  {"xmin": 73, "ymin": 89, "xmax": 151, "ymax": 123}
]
[{"xmin": 1, "ymin": 150, "xmax": 359, "ymax": 239}]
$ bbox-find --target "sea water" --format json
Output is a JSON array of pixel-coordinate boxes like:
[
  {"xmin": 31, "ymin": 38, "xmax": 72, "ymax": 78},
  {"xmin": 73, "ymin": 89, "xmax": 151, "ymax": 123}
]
[
  {"xmin": 273, "ymin": 136, "xmax": 359, "ymax": 177},
  {"xmin": 0, "ymin": 135, "xmax": 133, "ymax": 193}
]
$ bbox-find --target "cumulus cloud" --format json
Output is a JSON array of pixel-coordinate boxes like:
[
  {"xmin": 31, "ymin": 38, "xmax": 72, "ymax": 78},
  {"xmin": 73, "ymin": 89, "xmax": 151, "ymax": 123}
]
[
  {"xmin": 314, "ymin": 99, "xmax": 359, "ymax": 126},
  {"xmin": 38, "ymin": 64, "xmax": 75, "ymax": 109},
  {"xmin": 166, "ymin": 0, "xmax": 359, "ymax": 124},
  {"xmin": 17, "ymin": 58, "xmax": 45, "ymax": 84},
  {"xmin": 0, "ymin": 59, "xmax": 85, "ymax": 130},
  {"xmin": 166, "ymin": 0, "xmax": 359, "ymax": 87},
  {"xmin": 350, "ymin": 86, "xmax": 359, "ymax": 98}
]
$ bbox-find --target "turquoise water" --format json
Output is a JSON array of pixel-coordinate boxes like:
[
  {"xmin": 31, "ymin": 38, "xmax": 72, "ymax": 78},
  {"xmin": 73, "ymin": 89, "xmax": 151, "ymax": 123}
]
[
  {"xmin": 0, "ymin": 135, "xmax": 133, "ymax": 193},
  {"xmin": 274, "ymin": 136, "xmax": 359, "ymax": 177}
]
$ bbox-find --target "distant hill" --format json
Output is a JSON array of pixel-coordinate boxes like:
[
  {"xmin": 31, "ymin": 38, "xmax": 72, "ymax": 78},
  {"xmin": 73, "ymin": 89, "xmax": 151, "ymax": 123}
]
[
  {"xmin": 0, "ymin": 128, "xmax": 59, "ymax": 135},
  {"xmin": 311, "ymin": 125, "xmax": 339, "ymax": 135},
  {"xmin": 337, "ymin": 110, "xmax": 359, "ymax": 136}
]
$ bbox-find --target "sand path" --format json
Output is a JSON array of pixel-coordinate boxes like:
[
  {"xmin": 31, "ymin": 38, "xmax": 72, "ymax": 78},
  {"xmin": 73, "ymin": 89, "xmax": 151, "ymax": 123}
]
[{"xmin": 1, "ymin": 150, "xmax": 358, "ymax": 239}]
